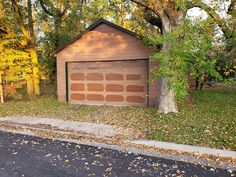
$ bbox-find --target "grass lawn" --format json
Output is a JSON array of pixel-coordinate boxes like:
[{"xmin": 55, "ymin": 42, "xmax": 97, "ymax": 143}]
[{"xmin": 0, "ymin": 83, "xmax": 235, "ymax": 151}]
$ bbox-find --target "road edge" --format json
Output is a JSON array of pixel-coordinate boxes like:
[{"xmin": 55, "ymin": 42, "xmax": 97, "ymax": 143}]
[{"xmin": 0, "ymin": 127, "xmax": 235, "ymax": 172}]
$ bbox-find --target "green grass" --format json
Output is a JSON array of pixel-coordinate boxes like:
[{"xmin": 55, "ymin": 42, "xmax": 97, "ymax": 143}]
[
  {"xmin": 0, "ymin": 83, "xmax": 235, "ymax": 150},
  {"xmin": 100, "ymin": 87, "xmax": 236, "ymax": 150}
]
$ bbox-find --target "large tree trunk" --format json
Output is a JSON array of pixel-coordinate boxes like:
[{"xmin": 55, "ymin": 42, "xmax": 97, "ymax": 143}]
[
  {"xmin": 156, "ymin": 12, "xmax": 184, "ymax": 113},
  {"xmin": 0, "ymin": 75, "xmax": 4, "ymax": 104},
  {"xmin": 157, "ymin": 77, "xmax": 178, "ymax": 113},
  {"xmin": 26, "ymin": 0, "xmax": 40, "ymax": 96},
  {"xmin": 157, "ymin": 41, "xmax": 178, "ymax": 113},
  {"xmin": 27, "ymin": 0, "xmax": 34, "ymax": 37},
  {"xmin": 27, "ymin": 77, "xmax": 34, "ymax": 95},
  {"xmin": 54, "ymin": 16, "xmax": 62, "ymax": 49},
  {"xmin": 12, "ymin": 0, "xmax": 40, "ymax": 96},
  {"xmin": 29, "ymin": 48, "xmax": 40, "ymax": 95},
  {"xmin": 26, "ymin": 0, "xmax": 34, "ymax": 96}
]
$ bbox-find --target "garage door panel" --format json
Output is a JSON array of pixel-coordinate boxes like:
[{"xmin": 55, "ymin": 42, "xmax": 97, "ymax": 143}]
[
  {"xmin": 105, "ymin": 73, "xmax": 124, "ymax": 81},
  {"xmin": 126, "ymin": 85, "xmax": 145, "ymax": 92},
  {"xmin": 87, "ymin": 84, "xmax": 104, "ymax": 92},
  {"xmin": 105, "ymin": 95, "xmax": 124, "ymax": 102},
  {"xmin": 71, "ymin": 93, "xmax": 85, "ymax": 100},
  {"xmin": 126, "ymin": 96, "xmax": 145, "ymax": 103},
  {"xmin": 86, "ymin": 73, "xmax": 103, "ymax": 81},
  {"xmin": 71, "ymin": 73, "xmax": 85, "ymax": 81},
  {"xmin": 105, "ymin": 84, "xmax": 124, "ymax": 92},
  {"xmin": 126, "ymin": 74, "xmax": 142, "ymax": 80},
  {"xmin": 87, "ymin": 94, "xmax": 104, "ymax": 101},
  {"xmin": 68, "ymin": 60, "xmax": 148, "ymax": 106},
  {"xmin": 71, "ymin": 83, "xmax": 85, "ymax": 91}
]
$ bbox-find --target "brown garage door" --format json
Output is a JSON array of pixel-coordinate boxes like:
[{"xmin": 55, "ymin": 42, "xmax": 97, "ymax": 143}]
[{"xmin": 68, "ymin": 60, "xmax": 148, "ymax": 106}]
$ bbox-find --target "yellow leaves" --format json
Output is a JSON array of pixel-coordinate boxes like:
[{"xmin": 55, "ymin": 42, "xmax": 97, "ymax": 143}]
[
  {"xmin": 0, "ymin": 35, "xmax": 30, "ymax": 83},
  {"xmin": 64, "ymin": 159, "xmax": 70, "ymax": 163},
  {"xmin": 20, "ymin": 39, "xmax": 27, "ymax": 46},
  {"xmin": 224, "ymin": 71, "xmax": 230, "ymax": 76}
]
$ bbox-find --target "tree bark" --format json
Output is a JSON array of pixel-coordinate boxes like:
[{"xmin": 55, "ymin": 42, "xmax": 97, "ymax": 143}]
[
  {"xmin": 54, "ymin": 15, "xmax": 62, "ymax": 48},
  {"xmin": 29, "ymin": 48, "xmax": 40, "ymax": 95},
  {"xmin": 12, "ymin": 0, "xmax": 40, "ymax": 96},
  {"xmin": 28, "ymin": 0, "xmax": 40, "ymax": 95},
  {"xmin": 157, "ymin": 77, "xmax": 178, "ymax": 113},
  {"xmin": 27, "ymin": 78, "xmax": 34, "ymax": 95},
  {"xmin": 195, "ymin": 77, "xmax": 200, "ymax": 90},
  {"xmin": 0, "ymin": 75, "xmax": 4, "ymax": 104},
  {"xmin": 151, "ymin": 8, "xmax": 180, "ymax": 113},
  {"xmin": 157, "ymin": 34, "xmax": 178, "ymax": 113},
  {"xmin": 27, "ymin": 0, "xmax": 34, "ymax": 37}
]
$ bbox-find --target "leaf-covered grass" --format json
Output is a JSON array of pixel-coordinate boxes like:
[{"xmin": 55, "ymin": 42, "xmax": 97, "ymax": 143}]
[
  {"xmin": 0, "ymin": 83, "xmax": 235, "ymax": 150},
  {"xmin": 99, "ymin": 85, "xmax": 236, "ymax": 151}
]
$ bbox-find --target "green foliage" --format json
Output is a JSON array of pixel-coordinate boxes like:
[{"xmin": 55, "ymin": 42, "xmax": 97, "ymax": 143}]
[
  {"xmin": 148, "ymin": 19, "xmax": 223, "ymax": 97},
  {"xmin": 174, "ymin": 0, "xmax": 187, "ymax": 10}
]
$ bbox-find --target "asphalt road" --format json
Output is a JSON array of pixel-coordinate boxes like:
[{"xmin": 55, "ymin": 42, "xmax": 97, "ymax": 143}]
[{"xmin": 0, "ymin": 131, "xmax": 234, "ymax": 177}]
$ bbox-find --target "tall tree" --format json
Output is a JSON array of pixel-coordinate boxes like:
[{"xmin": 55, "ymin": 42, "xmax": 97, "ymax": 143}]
[
  {"xmin": 0, "ymin": 1, "xmax": 30, "ymax": 102},
  {"xmin": 11, "ymin": 0, "xmax": 40, "ymax": 95},
  {"xmin": 38, "ymin": 0, "xmax": 72, "ymax": 49},
  {"xmin": 37, "ymin": 0, "xmax": 86, "ymax": 81},
  {"xmin": 129, "ymin": 0, "xmax": 235, "ymax": 113}
]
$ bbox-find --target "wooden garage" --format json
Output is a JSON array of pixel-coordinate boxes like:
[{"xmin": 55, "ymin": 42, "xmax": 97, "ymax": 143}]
[{"xmin": 55, "ymin": 19, "xmax": 157, "ymax": 107}]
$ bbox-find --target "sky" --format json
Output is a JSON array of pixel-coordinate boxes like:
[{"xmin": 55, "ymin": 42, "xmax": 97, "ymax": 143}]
[
  {"xmin": 187, "ymin": 7, "xmax": 208, "ymax": 20},
  {"xmin": 187, "ymin": 0, "xmax": 231, "ymax": 20}
]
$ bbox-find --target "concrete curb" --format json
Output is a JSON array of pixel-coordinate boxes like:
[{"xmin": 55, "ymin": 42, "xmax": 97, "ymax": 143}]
[
  {"xmin": 2, "ymin": 116, "xmax": 234, "ymax": 160},
  {"xmin": 0, "ymin": 117, "xmax": 129, "ymax": 138},
  {"xmin": 126, "ymin": 140, "xmax": 236, "ymax": 159}
]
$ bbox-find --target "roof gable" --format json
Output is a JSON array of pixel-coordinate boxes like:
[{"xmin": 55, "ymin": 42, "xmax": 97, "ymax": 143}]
[{"xmin": 54, "ymin": 19, "xmax": 138, "ymax": 54}]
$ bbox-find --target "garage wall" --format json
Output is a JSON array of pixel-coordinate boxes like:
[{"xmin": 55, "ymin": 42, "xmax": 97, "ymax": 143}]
[
  {"xmin": 56, "ymin": 23, "xmax": 153, "ymax": 61},
  {"xmin": 57, "ymin": 58, "xmax": 67, "ymax": 102},
  {"xmin": 56, "ymin": 22, "xmax": 157, "ymax": 106}
]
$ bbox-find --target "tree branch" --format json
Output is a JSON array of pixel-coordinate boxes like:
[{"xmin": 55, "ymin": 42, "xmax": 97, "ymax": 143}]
[
  {"xmin": 0, "ymin": 28, "xmax": 7, "ymax": 34},
  {"xmin": 144, "ymin": 9, "xmax": 162, "ymax": 31},
  {"xmin": 11, "ymin": 0, "xmax": 33, "ymax": 44},
  {"xmin": 129, "ymin": 0, "xmax": 149, "ymax": 9},
  {"xmin": 60, "ymin": 7, "xmax": 68, "ymax": 16},
  {"xmin": 129, "ymin": 0, "xmax": 163, "ymax": 31},
  {"xmin": 187, "ymin": 1, "xmax": 231, "ymax": 38},
  {"xmin": 228, "ymin": 0, "xmax": 235, "ymax": 16},
  {"xmin": 129, "ymin": 0, "xmax": 162, "ymax": 16},
  {"xmin": 38, "ymin": 0, "xmax": 55, "ymax": 16}
]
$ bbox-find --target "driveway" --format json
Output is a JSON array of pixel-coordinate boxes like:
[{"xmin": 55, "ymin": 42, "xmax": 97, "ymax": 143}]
[{"xmin": 0, "ymin": 131, "xmax": 234, "ymax": 177}]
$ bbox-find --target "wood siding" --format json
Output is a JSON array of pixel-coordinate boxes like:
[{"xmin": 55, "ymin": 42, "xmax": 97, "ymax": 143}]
[{"xmin": 55, "ymin": 23, "xmax": 153, "ymax": 61}]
